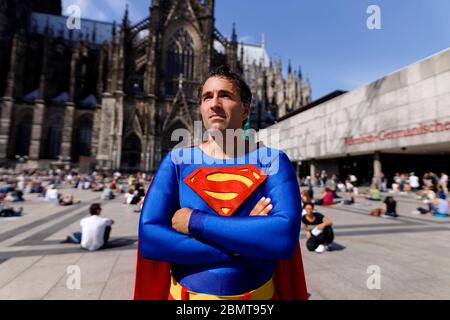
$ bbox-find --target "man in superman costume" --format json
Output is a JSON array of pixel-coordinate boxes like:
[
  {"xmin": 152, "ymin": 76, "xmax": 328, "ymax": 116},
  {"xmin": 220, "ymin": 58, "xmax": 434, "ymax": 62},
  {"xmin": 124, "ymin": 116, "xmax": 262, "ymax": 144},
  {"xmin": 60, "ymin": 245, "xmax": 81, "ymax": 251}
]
[{"xmin": 134, "ymin": 66, "xmax": 308, "ymax": 300}]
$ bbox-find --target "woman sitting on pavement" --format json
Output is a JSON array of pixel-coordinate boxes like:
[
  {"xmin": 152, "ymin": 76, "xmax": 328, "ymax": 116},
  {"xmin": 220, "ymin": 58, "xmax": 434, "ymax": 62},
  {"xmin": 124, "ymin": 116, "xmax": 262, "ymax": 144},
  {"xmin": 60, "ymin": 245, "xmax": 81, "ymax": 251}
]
[
  {"xmin": 302, "ymin": 202, "xmax": 335, "ymax": 253},
  {"xmin": 314, "ymin": 187, "xmax": 336, "ymax": 206},
  {"xmin": 366, "ymin": 184, "xmax": 381, "ymax": 201},
  {"xmin": 301, "ymin": 189, "xmax": 311, "ymax": 203},
  {"xmin": 44, "ymin": 185, "xmax": 59, "ymax": 202},
  {"xmin": 301, "ymin": 190, "xmax": 313, "ymax": 216},
  {"xmin": 416, "ymin": 185, "xmax": 436, "ymax": 201},
  {"xmin": 342, "ymin": 190, "xmax": 356, "ymax": 205},
  {"xmin": 415, "ymin": 198, "xmax": 449, "ymax": 218},
  {"xmin": 59, "ymin": 194, "xmax": 75, "ymax": 206},
  {"xmin": 382, "ymin": 196, "xmax": 398, "ymax": 218},
  {"xmin": 0, "ymin": 204, "xmax": 23, "ymax": 217},
  {"xmin": 4, "ymin": 189, "xmax": 24, "ymax": 202}
]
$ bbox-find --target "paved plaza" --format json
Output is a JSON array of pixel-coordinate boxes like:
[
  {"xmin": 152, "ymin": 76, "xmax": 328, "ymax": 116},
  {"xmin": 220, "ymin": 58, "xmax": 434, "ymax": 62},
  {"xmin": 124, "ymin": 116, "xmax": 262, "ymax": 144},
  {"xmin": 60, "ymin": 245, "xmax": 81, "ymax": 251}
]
[{"xmin": 0, "ymin": 188, "xmax": 449, "ymax": 300}]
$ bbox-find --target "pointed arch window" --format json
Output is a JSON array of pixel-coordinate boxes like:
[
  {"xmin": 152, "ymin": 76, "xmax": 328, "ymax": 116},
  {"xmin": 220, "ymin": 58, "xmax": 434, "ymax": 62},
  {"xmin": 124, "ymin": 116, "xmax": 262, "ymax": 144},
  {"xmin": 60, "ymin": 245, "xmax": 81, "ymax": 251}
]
[
  {"xmin": 166, "ymin": 28, "xmax": 195, "ymax": 95},
  {"xmin": 43, "ymin": 117, "xmax": 63, "ymax": 160}
]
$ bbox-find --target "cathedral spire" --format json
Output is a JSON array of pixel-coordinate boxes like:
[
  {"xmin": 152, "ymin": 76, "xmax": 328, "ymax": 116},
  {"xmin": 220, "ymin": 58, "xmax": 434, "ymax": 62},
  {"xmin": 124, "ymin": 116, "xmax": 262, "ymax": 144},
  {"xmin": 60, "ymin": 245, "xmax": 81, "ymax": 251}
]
[
  {"xmin": 122, "ymin": 4, "xmax": 130, "ymax": 29},
  {"xmin": 288, "ymin": 60, "xmax": 292, "ymax": 74},
  {"xmin": 261, "ymin": 33, "xmax": 265, "ymax": 49},
  {"xmin": 111, "ymin": 21, "xmax": 117, "ymax": 44},
  {"xmin": 231, "ymin": 22, "xmax": 237, "ymax": 43},
  {"xmin": 298, "ymin": 66, "xmax": 303, "ymax": 79},
  {"xmin": 92, "ymin": 23, "xmax": 97, "ymax": 43}
]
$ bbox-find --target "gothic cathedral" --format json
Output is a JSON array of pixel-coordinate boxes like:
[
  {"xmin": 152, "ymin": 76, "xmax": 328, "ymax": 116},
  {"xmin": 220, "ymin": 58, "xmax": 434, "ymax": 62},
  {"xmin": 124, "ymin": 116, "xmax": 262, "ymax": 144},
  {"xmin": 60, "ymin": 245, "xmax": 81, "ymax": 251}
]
[{"xmin": 0, "ymin": 0, "xmax": 311, "ymax": 172}]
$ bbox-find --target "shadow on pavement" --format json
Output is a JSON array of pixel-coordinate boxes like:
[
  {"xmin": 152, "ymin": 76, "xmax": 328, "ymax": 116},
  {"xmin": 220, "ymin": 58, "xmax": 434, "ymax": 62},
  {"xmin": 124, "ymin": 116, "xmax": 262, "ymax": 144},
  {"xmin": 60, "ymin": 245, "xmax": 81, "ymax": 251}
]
[
  {"xmin": 329, "ymin": 242, "xmax": 346, "ymax": 252},
  {"xmin": 103, "ymin": 238, "xmax": 137, "ymax": 249}
]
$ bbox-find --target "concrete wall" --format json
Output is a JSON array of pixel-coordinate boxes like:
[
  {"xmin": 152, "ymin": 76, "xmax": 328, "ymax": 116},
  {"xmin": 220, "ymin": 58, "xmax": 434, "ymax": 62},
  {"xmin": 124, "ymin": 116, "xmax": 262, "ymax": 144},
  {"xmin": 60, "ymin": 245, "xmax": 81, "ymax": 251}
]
[{"xmin": 258, "ymin": 48, "xmax": 450, "ymax": 162}]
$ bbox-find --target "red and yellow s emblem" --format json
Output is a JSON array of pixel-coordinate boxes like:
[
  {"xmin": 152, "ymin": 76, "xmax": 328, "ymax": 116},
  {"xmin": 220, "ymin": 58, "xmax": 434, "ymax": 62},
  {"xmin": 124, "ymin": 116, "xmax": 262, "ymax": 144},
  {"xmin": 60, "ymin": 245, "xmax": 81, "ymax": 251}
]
[{"xmin": 184, "ymin": 165, "xmax": 267, "ymax": 217}]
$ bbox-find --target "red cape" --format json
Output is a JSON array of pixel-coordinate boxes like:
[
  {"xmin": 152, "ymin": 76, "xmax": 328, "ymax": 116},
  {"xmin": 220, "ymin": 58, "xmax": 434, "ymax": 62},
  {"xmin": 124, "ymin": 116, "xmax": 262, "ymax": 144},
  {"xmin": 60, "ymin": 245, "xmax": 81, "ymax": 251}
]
[{"xmin": 134, "ymin": 243, "xmax": 308, "ymax": 300}]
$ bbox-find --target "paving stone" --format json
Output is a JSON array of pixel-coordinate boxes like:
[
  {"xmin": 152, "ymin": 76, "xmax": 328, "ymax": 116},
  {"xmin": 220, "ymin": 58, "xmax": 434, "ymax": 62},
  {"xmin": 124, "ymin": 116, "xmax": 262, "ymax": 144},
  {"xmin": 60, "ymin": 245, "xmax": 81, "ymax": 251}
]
[{"xmin": 1, "ymin": 188, "xmax": 449, "ymax": 299}]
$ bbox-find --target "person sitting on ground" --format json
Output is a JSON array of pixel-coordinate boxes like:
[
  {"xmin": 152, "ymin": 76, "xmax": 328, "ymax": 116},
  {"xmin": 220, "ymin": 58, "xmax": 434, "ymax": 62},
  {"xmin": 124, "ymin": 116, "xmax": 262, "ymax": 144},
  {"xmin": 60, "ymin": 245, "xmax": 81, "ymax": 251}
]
[
  {"xmin": 414, "ymin": 197, "xmax": 449, "ymax": 218},
  {"xmin": 0, "ymin": 205, "xmax": 23, "ymax": 217},
  {"xmin": 92, "ymin": 182, "xmax": 104, "ymax": 192},
  {"xmin": 314, "ymin": 187, "xmax": 336, "ymax": 206},
  {"xmin": 59, "ymin": 194, "xmax": 74, "ymax": 206},
  {"xmin": 382, "ymin": 196, "xmax": 398, "ymax": 218},
  {"xmin": 326, "ymin": 176, "xmax": 340, "ymax": 199},
  {"xmin": 301, "ymin": 190, "xmax": 312, "ymax": 216},
  {"xmin": 129, "ymin": 190, "xmax": 142, "ymax": 205},
  {"xmin": 342, "ymin": 189, "xmax": 356, "ymax": 205},
  {"xmin": 366, "ymin": 184, "xmax": 381, "ymax": 201},
  {"xmin": 34, "ymin": 182, "xmax": 43, "ymax": 194},
  {"xmin": 302, "ymin": 202, "xmax": 334, "ymax": 253},
  {"xmin": 101, "ymin": 186, "xmax": 115, "ymax": 200},
  {"xmin": 124, "ymin": 187, "xmax": 135, "ymax": 205},
  {"xmin": 416, "ymin": 185, "xmax": 436, "ymax": 201},
  {"xmin": 4, "ymin": 189, "xmax": 24, "ymax": 202},
  {"xmin": 109, "ymin": 180, "xmax": 117, "ymax": 191},
  {"xmin": 61, "ymin": 203, "xmax": 114, "ymax": 250},
  {"xmin": 44, "ymin": 185, "xmax": 59, "ymax": 203},
  {"xmin": 14, "ymin": 189, "xmax": 24, "ymax": 202},
  {"xmin": 80, "ymin": 203, "xmax": 114, "ymax": 251},
  {"xmin": 301, "ymin": 189, "xmax": 312, "ymax": 204},
  {"xmin": 429, "ymin": 198, "xmax": 449, "ymax": 218}
]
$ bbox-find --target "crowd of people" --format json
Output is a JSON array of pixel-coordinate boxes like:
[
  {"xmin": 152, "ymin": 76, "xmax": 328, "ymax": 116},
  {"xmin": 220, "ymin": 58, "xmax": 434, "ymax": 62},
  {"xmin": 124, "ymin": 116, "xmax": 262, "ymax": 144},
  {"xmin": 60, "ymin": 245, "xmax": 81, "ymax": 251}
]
[
  {"xmin": 299, "ymin": 170, "xmax": 449, "ymax": 253},
  {"xmin": 2, "ymin": 164, "xmax": 448, "ymax": 256},
  {"xmin": 0, "ymin": 168, "xmax": 151, "ymax": 251},
  {"xmin": 0, "ymin": 168, "xmax": 150, "ymax": 208}
]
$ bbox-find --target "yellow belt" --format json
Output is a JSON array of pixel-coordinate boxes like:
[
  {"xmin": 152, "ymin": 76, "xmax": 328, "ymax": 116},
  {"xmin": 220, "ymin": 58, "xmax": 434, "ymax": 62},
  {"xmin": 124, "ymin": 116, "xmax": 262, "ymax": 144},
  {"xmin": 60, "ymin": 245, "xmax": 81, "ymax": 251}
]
[{"xmin": 169, "ymin": 276, "xmax": 274, "ymax": 300}]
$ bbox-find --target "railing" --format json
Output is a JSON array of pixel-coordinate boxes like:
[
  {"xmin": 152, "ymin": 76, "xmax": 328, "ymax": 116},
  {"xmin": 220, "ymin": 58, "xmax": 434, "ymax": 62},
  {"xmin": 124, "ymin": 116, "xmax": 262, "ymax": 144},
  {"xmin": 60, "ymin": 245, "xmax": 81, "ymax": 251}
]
[
  {"xmin": 130, "ymin": 18, "xmax": 150, "ymax": 37},
  {"xmin": 214, "ymin": 28, "xmax": 229, "ymax": 47}
]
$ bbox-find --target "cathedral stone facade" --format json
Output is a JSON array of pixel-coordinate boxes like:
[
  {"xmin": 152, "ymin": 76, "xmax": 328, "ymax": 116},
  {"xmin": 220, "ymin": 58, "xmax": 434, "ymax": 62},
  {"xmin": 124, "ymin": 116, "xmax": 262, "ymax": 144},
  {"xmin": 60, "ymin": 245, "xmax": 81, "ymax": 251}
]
[{"xmin": 0, "ymin": 0, "xmax": 311, "ymax": 172}]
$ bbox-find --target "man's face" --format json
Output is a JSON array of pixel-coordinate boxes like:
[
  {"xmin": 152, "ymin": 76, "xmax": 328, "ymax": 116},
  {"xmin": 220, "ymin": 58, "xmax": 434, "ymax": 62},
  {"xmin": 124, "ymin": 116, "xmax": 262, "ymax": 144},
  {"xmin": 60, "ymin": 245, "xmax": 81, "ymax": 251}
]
[{"xmin": 200, "ymin": 77, "xmax": 250, "ymax": 132}]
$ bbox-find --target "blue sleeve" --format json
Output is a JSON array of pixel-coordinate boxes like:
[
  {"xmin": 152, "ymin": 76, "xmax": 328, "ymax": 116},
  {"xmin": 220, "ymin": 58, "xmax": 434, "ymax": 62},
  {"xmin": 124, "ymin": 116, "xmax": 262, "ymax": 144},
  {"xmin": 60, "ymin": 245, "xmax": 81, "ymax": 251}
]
[
  {"xmin": 188, "ymin": 152, "xmax": 302, "ymax": 260},
  {"xmin": 139, "ymin": 153, "xmax": 233, "ymax": 265}
]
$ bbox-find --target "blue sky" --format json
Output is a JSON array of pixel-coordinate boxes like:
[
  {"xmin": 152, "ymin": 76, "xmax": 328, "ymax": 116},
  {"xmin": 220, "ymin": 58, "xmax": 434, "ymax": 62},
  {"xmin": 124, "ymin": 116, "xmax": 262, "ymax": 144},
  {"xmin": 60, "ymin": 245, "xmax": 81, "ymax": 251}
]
[{"xmin": 62, "ymin": 0, "xmax": 450, "ymax": 100}]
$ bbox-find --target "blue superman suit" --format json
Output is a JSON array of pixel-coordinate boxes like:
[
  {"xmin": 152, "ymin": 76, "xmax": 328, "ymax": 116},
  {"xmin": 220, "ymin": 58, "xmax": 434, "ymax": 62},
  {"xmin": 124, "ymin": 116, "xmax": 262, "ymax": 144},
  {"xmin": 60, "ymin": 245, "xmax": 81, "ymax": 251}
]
[{"xmin": 134, "ymin": 146, "xmax": 308, "ymax": 299}]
